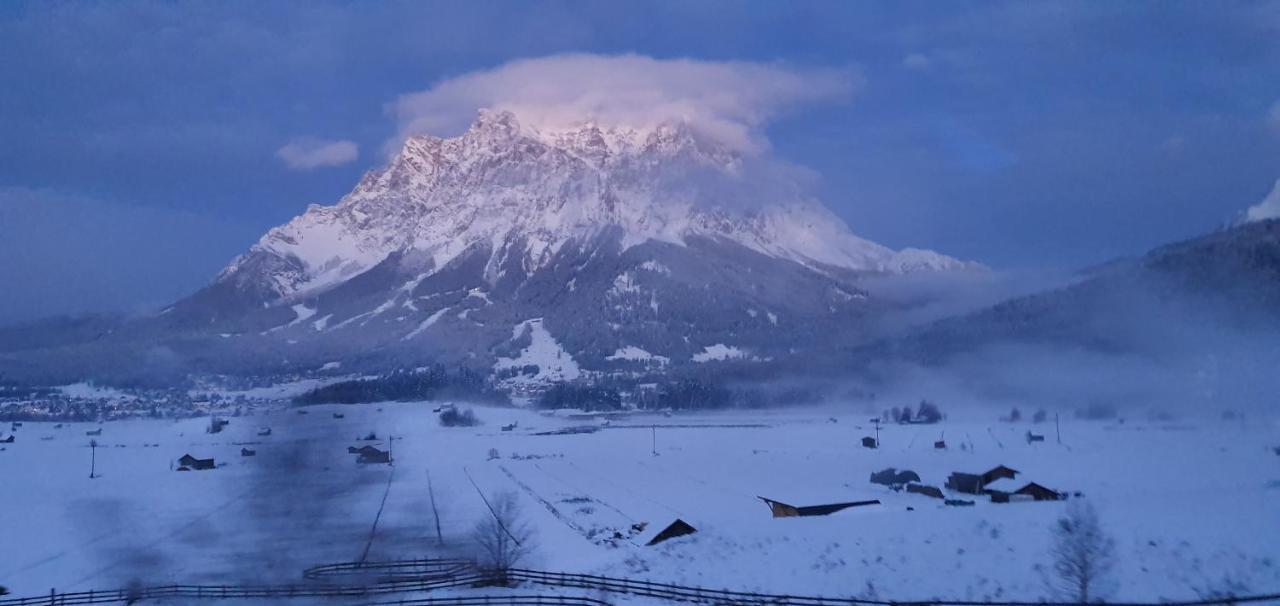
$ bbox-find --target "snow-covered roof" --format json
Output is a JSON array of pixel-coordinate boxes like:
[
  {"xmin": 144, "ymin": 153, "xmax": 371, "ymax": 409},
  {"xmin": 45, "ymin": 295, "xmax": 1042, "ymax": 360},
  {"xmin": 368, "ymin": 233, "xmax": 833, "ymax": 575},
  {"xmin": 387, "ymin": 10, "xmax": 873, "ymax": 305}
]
[{"xmin": 982, "ymin": 477, "xmax": 1024, "ymax": 493}]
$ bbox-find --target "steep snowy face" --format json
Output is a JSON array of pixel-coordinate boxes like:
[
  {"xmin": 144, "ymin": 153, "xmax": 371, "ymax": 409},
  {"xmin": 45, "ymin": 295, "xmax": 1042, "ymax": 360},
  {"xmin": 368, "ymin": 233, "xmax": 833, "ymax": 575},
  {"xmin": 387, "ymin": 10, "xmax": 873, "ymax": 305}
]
[{"xmin": 222, "ymin": 110, "xmax": 975, "ymax": 301}]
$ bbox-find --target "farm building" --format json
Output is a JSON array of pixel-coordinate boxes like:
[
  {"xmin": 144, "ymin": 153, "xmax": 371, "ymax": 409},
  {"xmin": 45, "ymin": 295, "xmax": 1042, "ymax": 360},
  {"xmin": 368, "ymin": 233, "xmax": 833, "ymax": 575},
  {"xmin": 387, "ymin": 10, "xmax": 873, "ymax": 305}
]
[
  {"xmin": 177, "ymin": 454, "xmax": 215, "ymax": 470},
  {"xmin": 646, "ymin": 519, "xmax": 697, "ymax": 545},
  {"xmin": 758, "ymin": 496, "xmax": 880, "ymax": 518},
  {"xmin": 351, "ymin": 445, "xmax": 389, "ymax": 464},
  {"xmin": 906, "ymin": 483, "xmax": 945, "ymax": 499},
  {"xmin": 1013, "ymin": 482, "xmax": 1062, "ymax": 502},
  {"xmin": 861, "ymin": 436, "xmax": 877, "ymax": 449}
]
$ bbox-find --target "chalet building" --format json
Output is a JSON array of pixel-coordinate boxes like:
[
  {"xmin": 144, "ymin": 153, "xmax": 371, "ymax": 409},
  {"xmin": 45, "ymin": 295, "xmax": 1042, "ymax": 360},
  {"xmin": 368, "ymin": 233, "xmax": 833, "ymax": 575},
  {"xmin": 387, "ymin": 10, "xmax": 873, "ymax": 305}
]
[
  {"xmin": 861, "ymin": 436, "xmax": 878, "ymax": 449},
  {"xmin": 934, "ymin": 440, "xmax": 946, "ymax": 449},
  {"xmin": 1026, "ymin": 431, "xmax": 1046, "ymax": 444},
  {"xmin": 177, "ymin": 454, "xmax": 215, "ymax": 470},
  {"xmin": 0, "ymin": 435, "xmax": 13, "ymax": 444},
  {"xmin": 240, "ymin": 448, "xmax": 256, "ymax": 457}
]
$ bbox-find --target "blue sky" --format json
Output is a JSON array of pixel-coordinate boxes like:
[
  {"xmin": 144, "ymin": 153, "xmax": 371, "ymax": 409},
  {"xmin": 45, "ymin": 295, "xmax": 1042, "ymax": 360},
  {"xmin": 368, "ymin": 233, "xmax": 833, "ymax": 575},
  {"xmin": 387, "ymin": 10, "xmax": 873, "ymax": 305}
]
[{"xmin": 1, "ymin": 1, "xmax": 1278, "ymax": 323}]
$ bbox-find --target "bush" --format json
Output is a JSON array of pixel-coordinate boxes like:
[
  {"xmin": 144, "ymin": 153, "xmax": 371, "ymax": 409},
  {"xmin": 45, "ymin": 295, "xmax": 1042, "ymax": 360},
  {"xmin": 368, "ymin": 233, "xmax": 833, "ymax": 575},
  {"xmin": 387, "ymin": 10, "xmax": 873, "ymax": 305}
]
[
  {"xmin": 439, "ymin": 407, "xmax": 481, "ymax": 427},
  {"xmin": 915, "ymin": 400, "xmax": 943, "ymax": 424}
]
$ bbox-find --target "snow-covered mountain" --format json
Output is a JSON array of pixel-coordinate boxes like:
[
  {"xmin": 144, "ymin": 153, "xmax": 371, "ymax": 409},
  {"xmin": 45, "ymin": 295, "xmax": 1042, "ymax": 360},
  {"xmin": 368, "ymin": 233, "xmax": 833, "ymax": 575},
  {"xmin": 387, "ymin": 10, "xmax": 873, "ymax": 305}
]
[
  {"xmin": 217, "ymin": 110, "xmax": 971, "ymax": 304},
  {"xmin": 159, "ymin": 110, "xmax": 980, "ymax": 379}
]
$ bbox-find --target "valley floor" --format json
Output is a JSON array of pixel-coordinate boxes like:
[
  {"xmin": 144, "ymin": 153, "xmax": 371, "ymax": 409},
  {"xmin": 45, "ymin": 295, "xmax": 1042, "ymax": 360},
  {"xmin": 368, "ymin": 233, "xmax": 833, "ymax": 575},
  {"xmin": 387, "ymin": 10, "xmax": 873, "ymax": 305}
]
[{"xmin": 1, "ymin": 403, "xmax": 1277, "ymax": 603}]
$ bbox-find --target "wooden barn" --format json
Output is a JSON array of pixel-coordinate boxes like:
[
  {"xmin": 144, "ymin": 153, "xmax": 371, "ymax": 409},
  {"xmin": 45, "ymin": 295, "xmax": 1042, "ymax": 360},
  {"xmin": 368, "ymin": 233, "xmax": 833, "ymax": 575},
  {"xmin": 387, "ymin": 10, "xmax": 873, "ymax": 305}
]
[{"xmin": 177, "ymin": 454, "xmax": 215, "ymax": 470}]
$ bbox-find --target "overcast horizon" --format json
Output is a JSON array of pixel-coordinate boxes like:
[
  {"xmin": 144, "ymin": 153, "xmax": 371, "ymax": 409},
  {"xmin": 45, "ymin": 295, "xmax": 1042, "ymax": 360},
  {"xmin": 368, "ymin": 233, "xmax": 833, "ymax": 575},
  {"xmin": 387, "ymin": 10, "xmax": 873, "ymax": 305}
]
[{"xmin": 2, "ymin": 1, "xmax": 1279, "ymax": 324}]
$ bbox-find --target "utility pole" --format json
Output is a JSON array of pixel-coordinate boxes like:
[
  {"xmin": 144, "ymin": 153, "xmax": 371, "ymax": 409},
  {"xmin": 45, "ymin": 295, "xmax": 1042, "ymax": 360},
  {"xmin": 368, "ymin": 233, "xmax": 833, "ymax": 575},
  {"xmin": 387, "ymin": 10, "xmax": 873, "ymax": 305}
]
[
  {"xmin": 387, "ymin": 435, "xmax": 398, "ymax": 466},
  {"xmin": 651, "ymin": 425, "xmax": 657, "ymax": 456},
  {"xmin": 1055, "ymin": 413, "xmax": 1061, "ymax": 445},
  {"xmin": 88, "ymin": 439, "xmax": 97, "ymax": 479},
  {"xmin": 426, "ymin": 468, "xmax": 443, "ymax": 545}
]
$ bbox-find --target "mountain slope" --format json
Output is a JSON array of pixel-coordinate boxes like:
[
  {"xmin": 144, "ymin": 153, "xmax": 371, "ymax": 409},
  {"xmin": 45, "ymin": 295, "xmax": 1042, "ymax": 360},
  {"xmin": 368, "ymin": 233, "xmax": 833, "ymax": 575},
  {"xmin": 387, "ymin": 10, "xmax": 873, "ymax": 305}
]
[{"xmin": 842, "ymin": 219, "xmax": 1280, "ymax": 408}]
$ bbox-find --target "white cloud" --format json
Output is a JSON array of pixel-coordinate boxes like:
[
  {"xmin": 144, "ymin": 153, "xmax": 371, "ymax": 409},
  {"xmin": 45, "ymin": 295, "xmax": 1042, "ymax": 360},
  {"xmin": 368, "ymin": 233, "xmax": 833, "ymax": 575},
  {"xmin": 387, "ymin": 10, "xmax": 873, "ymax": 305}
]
[
  {"xmin": 902, "ymin": 52, "xmax": 932, "ymax": 71},
  {"xmin": 275, "ymin": 138, "xmax": 358, "ymax": 170},
  {"xmin": 1244, "ymin": 178, "xmax": 1280, "ymax": 223},
  {"xmin": 389, "ymin": 53, "xmax": 859, "ymax": 154}
]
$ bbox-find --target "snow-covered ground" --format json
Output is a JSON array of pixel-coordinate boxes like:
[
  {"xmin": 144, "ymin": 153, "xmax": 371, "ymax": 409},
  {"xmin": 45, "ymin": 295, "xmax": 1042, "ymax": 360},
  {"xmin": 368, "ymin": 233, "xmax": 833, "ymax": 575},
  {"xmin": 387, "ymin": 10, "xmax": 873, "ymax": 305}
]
[{"xmin": 1, "ymin": 404, "xmax": 1277, "ymax": 602}]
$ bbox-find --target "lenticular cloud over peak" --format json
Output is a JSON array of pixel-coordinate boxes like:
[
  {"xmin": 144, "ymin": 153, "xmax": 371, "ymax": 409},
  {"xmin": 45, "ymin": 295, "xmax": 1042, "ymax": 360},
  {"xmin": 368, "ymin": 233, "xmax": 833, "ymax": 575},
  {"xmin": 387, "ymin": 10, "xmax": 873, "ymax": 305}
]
[{"xmin": 390, "ymin": 53, "xmax": 859, "ymax": 154}]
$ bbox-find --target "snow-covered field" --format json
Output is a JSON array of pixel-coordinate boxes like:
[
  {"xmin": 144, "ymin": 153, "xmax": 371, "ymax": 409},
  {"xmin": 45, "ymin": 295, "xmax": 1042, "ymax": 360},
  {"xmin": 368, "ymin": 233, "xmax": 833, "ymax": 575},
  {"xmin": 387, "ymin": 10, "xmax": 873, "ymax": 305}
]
[{"xmin": 2, "ymin": 403, "xmax": 1277, "ymax": 602}]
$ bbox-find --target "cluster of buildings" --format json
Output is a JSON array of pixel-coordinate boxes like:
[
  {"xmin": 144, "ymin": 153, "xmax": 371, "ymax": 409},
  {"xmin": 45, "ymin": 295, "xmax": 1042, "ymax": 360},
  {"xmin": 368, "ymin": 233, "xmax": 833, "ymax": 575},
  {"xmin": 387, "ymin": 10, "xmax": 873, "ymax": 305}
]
[{"xmin": 945, "ymin": 465, "xmax": 1064, "ymax": 503}]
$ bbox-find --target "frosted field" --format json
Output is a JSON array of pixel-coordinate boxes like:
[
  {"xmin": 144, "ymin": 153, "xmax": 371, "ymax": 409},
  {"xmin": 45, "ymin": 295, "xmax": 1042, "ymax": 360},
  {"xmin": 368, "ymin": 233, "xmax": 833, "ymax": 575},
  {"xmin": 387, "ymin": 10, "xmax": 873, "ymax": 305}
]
[{"xmin": 2, "ymin": 403, "xmax": 1278, "ymax": 603}]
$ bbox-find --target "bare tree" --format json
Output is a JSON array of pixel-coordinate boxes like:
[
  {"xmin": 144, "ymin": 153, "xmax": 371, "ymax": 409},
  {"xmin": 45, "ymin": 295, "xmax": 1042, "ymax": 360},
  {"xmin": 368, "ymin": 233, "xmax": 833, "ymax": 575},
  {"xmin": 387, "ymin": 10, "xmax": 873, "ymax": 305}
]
[
  {"xmin": 1047, "ymin": 501, "xmax": 1116, "ymax": 603},
  {"xmin": 471, "ymin": 491, "xmax": 535, "ymax": 583}
]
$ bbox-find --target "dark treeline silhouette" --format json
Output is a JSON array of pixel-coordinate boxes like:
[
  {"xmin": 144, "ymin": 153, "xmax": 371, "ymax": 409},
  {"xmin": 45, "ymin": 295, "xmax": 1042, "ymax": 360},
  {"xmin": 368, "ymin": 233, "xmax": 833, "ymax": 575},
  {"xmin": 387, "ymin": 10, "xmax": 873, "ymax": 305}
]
[
  {"xmin": 536, "ymin": 383, "xmax": 623, "ymax": 411},
  {"xmin": 534, "ymin": 375, "xmax": 829, "ymax": 412},
  {"xmin": 294, "ymin": 366, "xmax": 499, "ymax": 405}
]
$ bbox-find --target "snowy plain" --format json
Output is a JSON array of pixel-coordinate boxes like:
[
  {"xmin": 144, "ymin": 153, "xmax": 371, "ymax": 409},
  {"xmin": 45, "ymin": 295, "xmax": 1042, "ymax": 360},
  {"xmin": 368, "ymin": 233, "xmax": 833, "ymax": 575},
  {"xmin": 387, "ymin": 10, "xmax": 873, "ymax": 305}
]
[{"xmin": 1, "ymin": 402, "xmax": 1278, "ymax": 603}]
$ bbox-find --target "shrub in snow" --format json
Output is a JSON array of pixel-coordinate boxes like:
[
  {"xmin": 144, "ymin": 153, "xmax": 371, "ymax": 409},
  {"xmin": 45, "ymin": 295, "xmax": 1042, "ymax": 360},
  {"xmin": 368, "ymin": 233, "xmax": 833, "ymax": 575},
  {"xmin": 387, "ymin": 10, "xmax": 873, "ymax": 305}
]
[
  {"xmin": 916, "ymin": 400, "xmax": 943, "ymax": 423},
  {"xmin": 1007, "ymin": 407, "xmax": 1022, "ymax": 422},
  {"xmin": 439, "ymin": 407, "xmax": 480, "ymax": 427},
  {"xmin": 472, "ymin": 491, "xmax": 535, "ymax": 581},
  {"xmin": 1047, "ymin": 500, "xmax": 1116, "ymax": 603},
  {"xmin": 1033, "ymin": 409, "xmax": 1048, "ymax": 423}
]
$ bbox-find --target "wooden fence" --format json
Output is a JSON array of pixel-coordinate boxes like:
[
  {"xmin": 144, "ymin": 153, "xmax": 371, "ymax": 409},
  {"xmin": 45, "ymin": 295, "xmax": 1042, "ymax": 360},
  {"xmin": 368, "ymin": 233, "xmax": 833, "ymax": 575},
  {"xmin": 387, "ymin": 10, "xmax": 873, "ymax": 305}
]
[{"xmin": 4, "ymin": 558, "xmax": 1279, "ymax": 606}]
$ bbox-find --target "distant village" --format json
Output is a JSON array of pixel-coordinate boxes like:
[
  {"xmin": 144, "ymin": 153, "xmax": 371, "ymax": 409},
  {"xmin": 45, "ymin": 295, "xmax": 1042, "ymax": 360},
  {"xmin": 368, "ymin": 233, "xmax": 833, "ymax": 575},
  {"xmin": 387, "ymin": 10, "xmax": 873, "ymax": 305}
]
[{"xmin": 0, "ymin": 382, "xmax": 294, "ymax": 422}]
